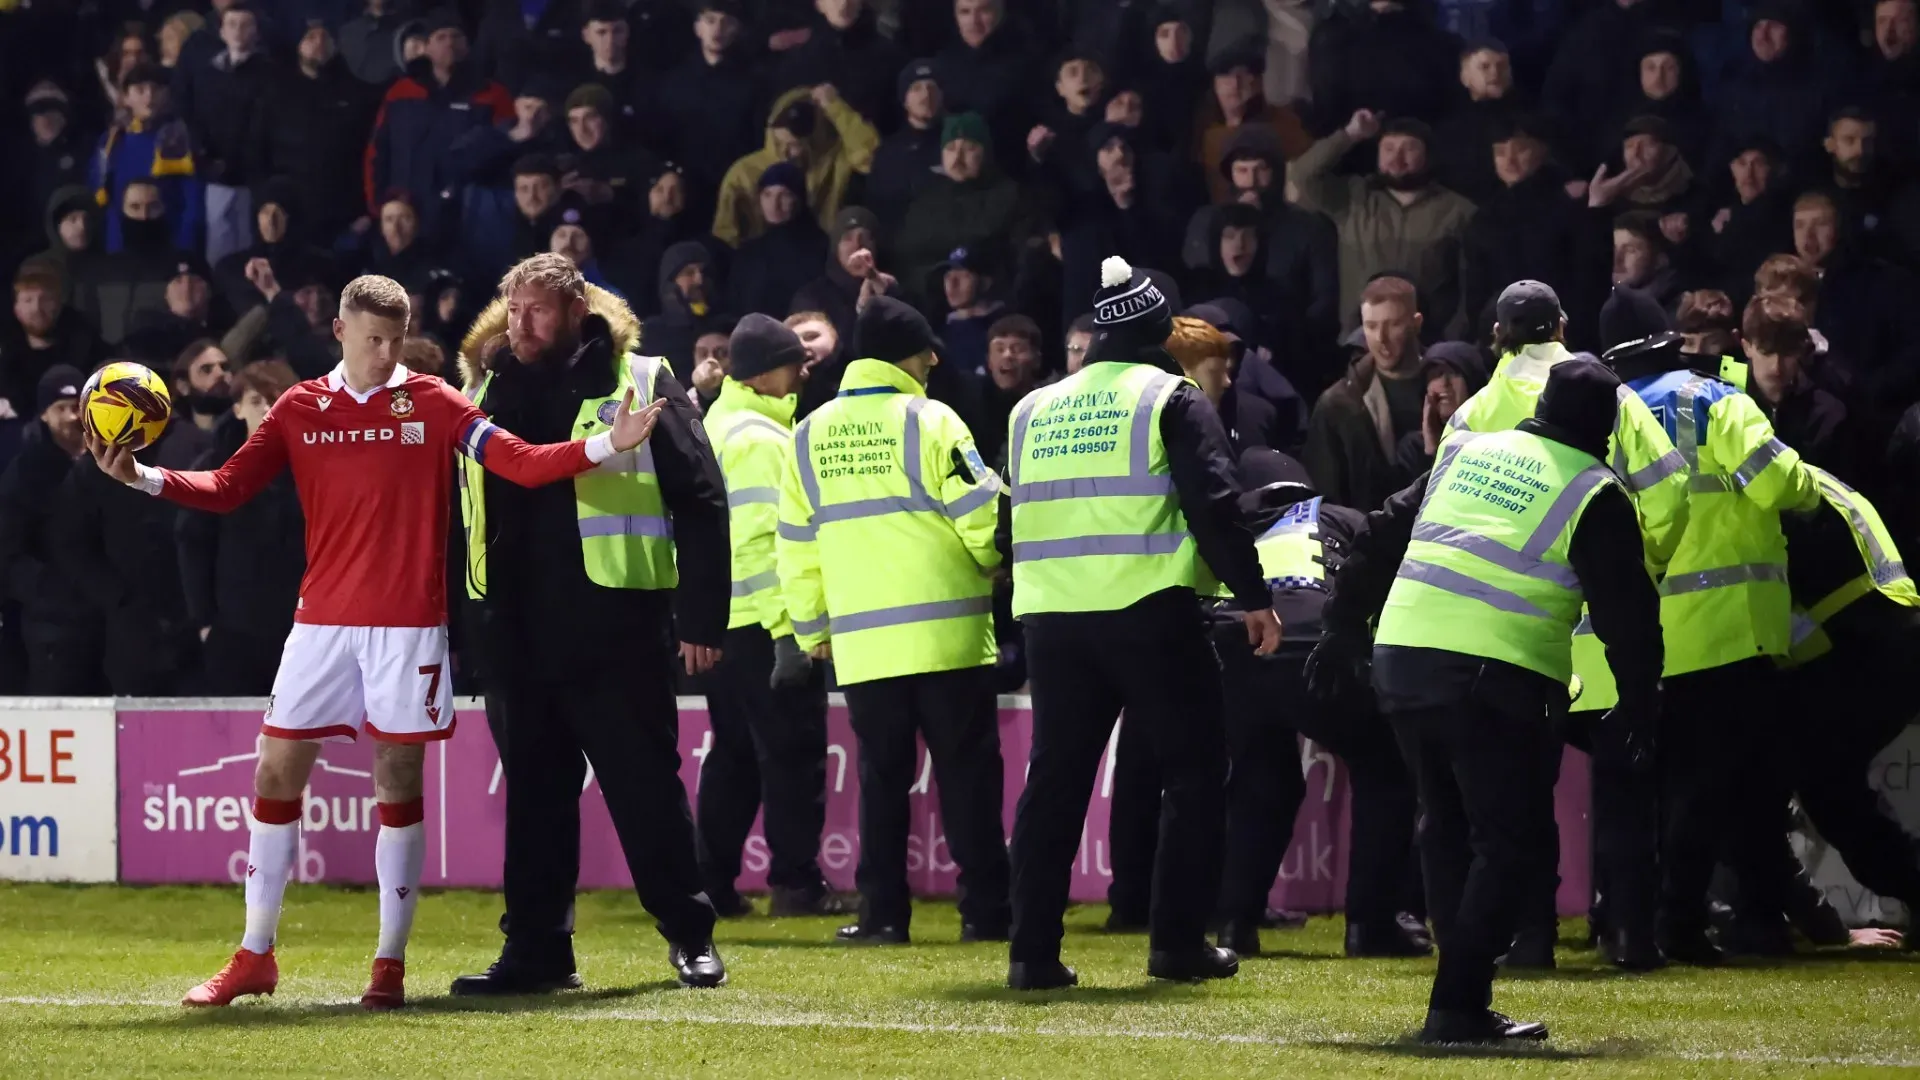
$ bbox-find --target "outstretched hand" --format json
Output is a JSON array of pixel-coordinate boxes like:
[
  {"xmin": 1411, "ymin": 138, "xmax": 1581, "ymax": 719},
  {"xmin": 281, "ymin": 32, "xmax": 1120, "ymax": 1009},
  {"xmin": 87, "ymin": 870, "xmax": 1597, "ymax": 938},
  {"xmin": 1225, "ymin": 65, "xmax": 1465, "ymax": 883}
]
[
  {"xmin": 1245, "ymin": 608, "xmax": 1283, "ymax": 656},
  {"xmin": 85, "ymin": 430, "xmax": 138, "ymax": 484},
  {"xmin": 608, "ymin": 388, "xmax": 666, "ymax": 453}
]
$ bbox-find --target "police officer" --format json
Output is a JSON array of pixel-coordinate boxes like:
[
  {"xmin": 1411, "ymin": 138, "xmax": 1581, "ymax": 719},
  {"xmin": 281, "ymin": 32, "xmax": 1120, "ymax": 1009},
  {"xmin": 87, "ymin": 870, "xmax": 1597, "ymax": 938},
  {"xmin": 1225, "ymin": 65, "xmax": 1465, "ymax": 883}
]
[
  {"xmin": 1214, "ymin": 448, "xmax": 1428, "ymax": 960},
  {"xmin": 1314, "ymin": 359, "xmax": 1664, "ymax": 1044},
  {"xmin": 451, "ymin": 254, "xmax": 731, "ymax": 992},
  {"xmin": 1003, "ymin": 257, "xmax": 1283, "ymax": 990},
  {"xmin": 1592, "ymin": 286, "xmax": 1819, "ymax": 965},
  {"xmin": 694, "ymin": 314, "xmax": 844, "ymax": 918},
  {"xmin": 777, "ymin": 296, "xmax": 1011, "ymax": 944}
]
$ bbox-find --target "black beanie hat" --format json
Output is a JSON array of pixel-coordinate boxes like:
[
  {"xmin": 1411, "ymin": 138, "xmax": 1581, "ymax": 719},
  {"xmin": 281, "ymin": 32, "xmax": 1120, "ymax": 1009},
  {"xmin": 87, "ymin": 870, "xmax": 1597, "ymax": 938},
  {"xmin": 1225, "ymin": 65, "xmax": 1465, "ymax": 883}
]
[
  {"xmin": 1087, "ymin": 256, "xmax": 1173, "ymax": 365},
  {"xmin": 728, "ymin": 313, "xmax": 808, "ymax": 380},
  {"xmin": 1598, "ymin": 284, "xmax": 1674, "ymax": 352},
  {"xmin": 1531, "ymin": 357, "xmax": 1621, "ymax": 461}
]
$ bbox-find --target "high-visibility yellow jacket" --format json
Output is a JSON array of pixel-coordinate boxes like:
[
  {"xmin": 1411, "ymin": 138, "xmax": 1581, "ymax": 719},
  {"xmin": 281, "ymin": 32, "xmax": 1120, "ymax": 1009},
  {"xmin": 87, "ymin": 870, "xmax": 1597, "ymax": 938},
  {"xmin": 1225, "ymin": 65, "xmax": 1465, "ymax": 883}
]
[
  {"xmin": 707, "ymin": 377, "xmax": 798, "ymax": 636},
  {"xmin": 776, "ymin": 359, "xmax": 1000, "ymax": 685}
]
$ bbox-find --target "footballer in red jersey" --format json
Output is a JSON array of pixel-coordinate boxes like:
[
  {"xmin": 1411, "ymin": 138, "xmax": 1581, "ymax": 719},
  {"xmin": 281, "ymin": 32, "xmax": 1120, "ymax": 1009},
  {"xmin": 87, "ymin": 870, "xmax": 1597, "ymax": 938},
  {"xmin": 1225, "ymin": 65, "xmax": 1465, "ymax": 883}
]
[{"xmin": 86, "ymin": 275, "xmax": 665, "ymax": 1011}]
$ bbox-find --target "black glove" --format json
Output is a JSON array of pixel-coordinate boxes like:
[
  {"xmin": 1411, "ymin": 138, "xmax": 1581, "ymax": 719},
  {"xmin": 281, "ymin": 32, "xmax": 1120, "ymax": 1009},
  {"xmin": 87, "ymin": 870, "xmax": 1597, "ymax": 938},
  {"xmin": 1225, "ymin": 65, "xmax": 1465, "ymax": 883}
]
[
  {"xmin": 1305, "ymin": 629, "xmax": 1370, "ymax": 705},
  {"xmin": 770, "ymin": 634, "xmax": 812, "ymax": 689},
  {"xmin": 1601, "ymin": 683, "xmax": 1662, "ymax": 775}
]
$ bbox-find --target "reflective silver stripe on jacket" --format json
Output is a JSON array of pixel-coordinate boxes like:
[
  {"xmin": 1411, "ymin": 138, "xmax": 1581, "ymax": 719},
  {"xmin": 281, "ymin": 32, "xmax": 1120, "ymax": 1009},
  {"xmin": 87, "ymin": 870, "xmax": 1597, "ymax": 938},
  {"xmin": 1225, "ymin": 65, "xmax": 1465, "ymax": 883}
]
[
  {"xmin": 726, "ymin": 486, "xmax": 780, "ymax": 508},
  {"xmin": 1011, "ymin": 532, "xmax": 1191, "ymax": 562},
  {"xmin": 1811, "ymin": 470, "xmax": 1910, "ymax": 588},
  {"xmin": 1396, "ymin": 558, "xmax": 1556, "ymax": 620},
  {"xmin": 1410, "ymin": 523, "xmax": 1580, "ymax": 590},
  {"xmin": 1658, "ymin": 562, "xmax": 1788, "ymax": 596},
  {"xmin": 1009, "ymin": 372, "xmax": 1174, "ymax": 499},
  {"xmin": 791, "ymin": 613, "xmax": 828, "ymax": 635},
  {"xmin": 1732, "ymin": 437, "xmax": 1788, "ymax": 489},
  {"xmin": 831, "ymin": 596, "xmax": 992, "ymax": 635},
  {"xmin": 578, "ymin": 515, "xmax": 672, "ymax": 539},
  {"xmin": 730, "ymin": 569, "xmax": 780, "ymax": 598}
]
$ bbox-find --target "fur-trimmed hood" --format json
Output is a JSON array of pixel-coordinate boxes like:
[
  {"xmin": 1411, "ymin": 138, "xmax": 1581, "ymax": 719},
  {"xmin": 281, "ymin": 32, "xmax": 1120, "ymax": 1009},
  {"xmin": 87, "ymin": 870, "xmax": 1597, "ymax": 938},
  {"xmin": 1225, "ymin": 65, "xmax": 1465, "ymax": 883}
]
[{"xmin": 457, "ymin": 284, "xmax": 641, "ymax": 392}]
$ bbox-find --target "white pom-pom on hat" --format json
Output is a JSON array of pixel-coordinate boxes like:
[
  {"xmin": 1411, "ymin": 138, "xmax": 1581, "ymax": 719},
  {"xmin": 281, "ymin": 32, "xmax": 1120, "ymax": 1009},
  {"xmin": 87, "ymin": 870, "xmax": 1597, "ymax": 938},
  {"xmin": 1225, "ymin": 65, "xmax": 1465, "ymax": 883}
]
[{"xmin": 1100, "ymin": 256, "xmax": 1133, "ymax": 289}]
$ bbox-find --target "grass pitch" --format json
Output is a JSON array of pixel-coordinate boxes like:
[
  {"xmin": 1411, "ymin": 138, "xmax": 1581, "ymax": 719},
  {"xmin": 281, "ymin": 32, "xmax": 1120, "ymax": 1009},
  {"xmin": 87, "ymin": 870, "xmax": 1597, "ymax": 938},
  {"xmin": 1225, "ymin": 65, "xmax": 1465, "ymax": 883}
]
[{"xmin": 3, "ymin": 883, "xmax": 1917, "ymax": 1077}]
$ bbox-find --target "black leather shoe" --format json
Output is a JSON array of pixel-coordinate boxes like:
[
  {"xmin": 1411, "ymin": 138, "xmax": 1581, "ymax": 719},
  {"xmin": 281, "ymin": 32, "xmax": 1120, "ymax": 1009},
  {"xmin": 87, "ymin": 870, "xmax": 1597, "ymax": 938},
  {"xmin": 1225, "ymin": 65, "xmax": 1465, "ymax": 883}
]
[
  {"xmin": 1345, "ymin": 920, "xmax": 1433, "ymax": 958},
  {"xmin": 1217, "ymin": 920, "xmax": 1261, "ymax": 957},
  {"xmin": 1007, "ymin": 960, "xmax": 1078, "ymax": 990},
  {"xmin": 1420, "ymin": 1008, "xmax": 1549, "ymax": 1045},
  {"xmin": 768, "ymin": 887, "xmax": 854, "ymax": 917},
  {"xmin": 669, "ymin": 942, "xmax": 727, "ymax": 988},
  {"xmin": 1147, "ymin": 946, "xmax": 1239, "ymax": 982},
  {"xmin": 1601, "ymin": 927, "xmax": 1667, "ymax": 971},
  {"xmin": 836, "ymin": 921, "xmax": 909, "ymax": 944},
  {"xmin": 1104, "ymin": 910, "xmax": 1149, "ymax": 933},
  {"xmin": 449, "ymin": 960, "xmax": 584, "ymax": 996},
  {"xmin": 1662, "ymin": 928, "xmax": 1726, "ymax": 966},
  {"xmin": 960, "ymin": 921, "xmax": 1010, "ymax": 943},
  {"xmin": 710, "ymin": 892, "xmax": 753, "ymax": 919}
]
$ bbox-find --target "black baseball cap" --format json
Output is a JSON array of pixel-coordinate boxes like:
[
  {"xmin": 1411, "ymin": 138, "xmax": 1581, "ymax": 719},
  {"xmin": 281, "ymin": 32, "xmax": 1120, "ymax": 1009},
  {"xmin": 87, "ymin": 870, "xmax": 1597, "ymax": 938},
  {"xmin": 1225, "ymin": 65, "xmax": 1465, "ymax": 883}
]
[
  {"xmin": 36, "ymin": 365, "xmax": 84, "ymax": 415},
  {"xmin": 855, "ymin": 296, "xmax": 944, "ymax": 364},
  {"xmin": 1495, "ymin": 280, "xmax": 1563, "ymax": 336}
]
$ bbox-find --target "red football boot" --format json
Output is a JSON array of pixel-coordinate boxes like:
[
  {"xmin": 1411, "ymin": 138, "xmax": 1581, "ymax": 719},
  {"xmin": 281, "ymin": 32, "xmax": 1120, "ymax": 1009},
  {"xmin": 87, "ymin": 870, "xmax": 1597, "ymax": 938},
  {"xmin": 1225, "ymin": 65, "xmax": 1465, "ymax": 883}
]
[
  {"xmin": 361, "ymin": 958, "xmax": 406, "ymax": 1011},
  {"xmin": 182, "ymin": 948, "xmax": 279, "ymax": 1007}
]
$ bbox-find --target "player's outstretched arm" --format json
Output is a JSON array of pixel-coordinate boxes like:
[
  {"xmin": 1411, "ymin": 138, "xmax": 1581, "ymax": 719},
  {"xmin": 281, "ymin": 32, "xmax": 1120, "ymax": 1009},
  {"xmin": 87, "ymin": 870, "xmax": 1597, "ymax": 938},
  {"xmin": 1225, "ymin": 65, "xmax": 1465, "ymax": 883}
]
[
  {"xmin": 97, "ymin": 408, "xmax": 289, "ymax": 513},
  {"xmin": 451, "ymin": 383, "xmax": 664, "ymax": 487}
]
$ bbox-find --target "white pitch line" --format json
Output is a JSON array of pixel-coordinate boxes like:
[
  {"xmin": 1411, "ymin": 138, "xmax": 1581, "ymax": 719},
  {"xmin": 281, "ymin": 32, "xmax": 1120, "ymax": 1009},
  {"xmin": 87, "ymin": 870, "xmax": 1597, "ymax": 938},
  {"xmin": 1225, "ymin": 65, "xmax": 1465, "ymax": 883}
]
[{"xmin": 6, "ymin": 995, "xmax": 1919, "ymax": 1070}]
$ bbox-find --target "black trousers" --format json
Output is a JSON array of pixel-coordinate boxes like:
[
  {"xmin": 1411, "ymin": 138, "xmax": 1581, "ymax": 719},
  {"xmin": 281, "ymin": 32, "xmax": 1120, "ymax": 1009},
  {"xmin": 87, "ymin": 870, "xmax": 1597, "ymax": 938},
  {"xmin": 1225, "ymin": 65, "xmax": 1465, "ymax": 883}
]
[
  {"xmin": 1391, "ymin": 696, "xmax": 1560, "ymax": 1014},
  {"xmin": 1660, "ymin": 658, "xmax": 1775, "ymax": 935},
  {"xmin": 1106, "ymin": 716, "xmax": 1159, "ymax": 924},
  {"xmin": 483, "ymin": 633, "xmax": 717, "ymax": 965},
  {"xmin": 1218, "ymin": 642, "xmax": 1418, "ymax": 929},
  {"xmin": 24, "ymin": 637, "xmax": 106, "ymax": 695},
  {"xmin": 1010, "ymin": 600, "xmax": 1227, "ymax": 962},
  {"xmin": 839, "ymin": 664, "xmax": 1010, "ymax": 929},
  {"xmin": 695, "ymin": 625, "xmax": 831, "ymax": 901},
  {"xmin": 200, "ymin": 624, "xmax": 286, "ymax": 696}
]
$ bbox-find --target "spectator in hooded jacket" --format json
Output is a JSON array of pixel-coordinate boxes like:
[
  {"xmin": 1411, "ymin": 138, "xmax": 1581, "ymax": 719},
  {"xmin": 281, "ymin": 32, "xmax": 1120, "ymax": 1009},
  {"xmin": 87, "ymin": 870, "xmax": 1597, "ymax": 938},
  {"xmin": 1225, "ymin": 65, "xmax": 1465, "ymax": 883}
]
[
  {"xmin": 1181, "ymin": 203, "xmax": 1285, "ymax": 347},
  {"xmin": 1432, "ymin": 38, "xmax": 1526, "ymax": 204},
  {"xmin": 712, "ymin": 85, "xmax": 879, "ymax": 248},
  {"xmin": 1461, "ymin": 113, "xmax": 1587, "ymax": 340},
  {"xmin": 643, "ymin": 239, "xmax": 729, "ymax": 374},
  {"xmin": 726, "ymin": 163, "xmax": 830, "ymax": 318},
  {"xmin": 1710, "ymin": 3, "xmax": 1836, "ymax": 176},
  {"xmin": 1289, "ymin": 110, "xmax": 1476, "ymax": 339},
  {"xmin": 90, "ymin": 63, "xmax": 202, "ymax": 256},
  {"xmin": 211, "ymin": 182, "xmax": 332, "ymax": 316},
  {"xmin": 771, "ymin": 0, "xmax": 909, "ymax": 134},
  {"xmin": 1305, "ymin": 0, "xmax": 1463, "ymax": 134},
  {"xmin": 933, "ymin": 245, "xmax": 1005, "ymax": 380},
  {"xmin": 173, "ymin": 1, "xmax": 277, "ymax": 265},
  {"xmin": 1608, "ymin": 209, "xmax": 1682, "ymax": 311},
  {"xmin": 867, "ymin": 60, "xmax": 947, "ymax": 229},
  {"xmin": 1301, "ymin": 274, "xmax": 1429, "ymax": 511},
  {"xmin": 1060, "ymin": 124, "xmax": 1181, "ymax": 310},
  {"xmin": 0, "ymin": 366, "xmax": 102, "ymax": 694},
  {"xmin": 1196, "ymin": 48, "xmax": 1311, "ymax": 206},
  {"xmin": 894, "ymin": 113, "xmax": 1030, "ymax": 307},
  {"xmin": 6, "ymin": 84, "xmax": 92, "ymax": 257},
  {"xmin": 1025, "ymin": 45, "xmax": 1113, "ymax": 197},
  {"xmin": 791, "ymin": 206, "xmax": 899, "ymax": 349},
  {"xmin": 18, "ymin": 187, "xmax": 100, "ymax": 301},
  {"xmin": 659, "ymin": 1, "xmax": 766, "ymax": 198},
  {"xmin": 1389, "ymin": 339, "xmax": 1490, "ymax": 480},
  {"xmin": 364, "ymin": 11, "xmax": 514, "ymax": 236},
  {"xmin": 250, "ymin": 22, "xmax": 381, "ymax": 244},
  {"xmin": 604, "ymin": 163, "xmax": 707, "ymax": 316},
  {"xmin": 1133, "ymin": 1, "xmax": 1207, "ymax": 153},
  {"xmin": 1540, "ymin": 0, "xmax": 1669, "ymax": 148},
  {"xmin": 339, "ymin": 190, "xmax": 438, "ymax": 285},
  {"xmin": 70, "ymin": 180, "xmax": 188, "ymax": 348},
  {"xmin": 935, "ymin": 0, "xmax": 1038, "ymax": 172},
  {"xmin": 176, "ymin": 359, "xmax": 305, "ymax": 695}
]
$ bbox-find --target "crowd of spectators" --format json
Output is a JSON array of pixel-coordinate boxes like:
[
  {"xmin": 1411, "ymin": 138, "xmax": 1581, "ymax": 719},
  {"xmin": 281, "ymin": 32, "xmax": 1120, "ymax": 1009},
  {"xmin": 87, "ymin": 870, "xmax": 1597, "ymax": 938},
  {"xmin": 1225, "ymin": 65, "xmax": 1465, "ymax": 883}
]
[{"xmin": 6, "ymin": 0, "xmax": 1920, "ymax": 694}]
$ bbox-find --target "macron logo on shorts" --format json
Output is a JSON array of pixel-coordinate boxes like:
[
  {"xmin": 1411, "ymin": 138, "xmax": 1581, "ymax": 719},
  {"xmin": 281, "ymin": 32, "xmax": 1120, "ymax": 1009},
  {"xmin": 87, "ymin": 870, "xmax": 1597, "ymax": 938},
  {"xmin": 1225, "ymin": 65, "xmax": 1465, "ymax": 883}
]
[{"xmin": 401, "ymin": 421, "xmax": 425, "ymax": 445}]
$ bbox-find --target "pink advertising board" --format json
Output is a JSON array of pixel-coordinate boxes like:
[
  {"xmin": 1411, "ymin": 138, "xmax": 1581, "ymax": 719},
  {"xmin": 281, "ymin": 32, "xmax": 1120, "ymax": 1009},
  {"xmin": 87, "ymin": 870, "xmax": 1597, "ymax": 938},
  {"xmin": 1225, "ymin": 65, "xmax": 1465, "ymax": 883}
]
[{"xmin": 117, "ymin": 699, "xmax": 1591, "ymax": 913}]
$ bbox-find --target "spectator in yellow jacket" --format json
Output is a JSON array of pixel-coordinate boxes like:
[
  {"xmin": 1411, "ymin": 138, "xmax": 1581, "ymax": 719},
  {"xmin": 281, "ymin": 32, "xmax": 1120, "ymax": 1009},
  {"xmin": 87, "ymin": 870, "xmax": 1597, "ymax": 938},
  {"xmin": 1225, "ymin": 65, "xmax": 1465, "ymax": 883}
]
[{"xmin": 711, "ymin": 84, "xmax": 878, "ymax": 249}]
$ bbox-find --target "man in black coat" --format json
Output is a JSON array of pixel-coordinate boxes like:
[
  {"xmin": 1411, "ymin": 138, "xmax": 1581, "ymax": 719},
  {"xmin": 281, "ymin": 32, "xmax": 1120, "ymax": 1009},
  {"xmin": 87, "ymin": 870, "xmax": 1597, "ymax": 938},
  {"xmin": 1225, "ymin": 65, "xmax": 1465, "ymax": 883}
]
[
  {"xmin": 0, "ymin": 367, "xmax": 103, "ymax": 694},
  {"xmin": 865, "ymin": 60, "xmax": 946, "ymax": 229},
  {"xmin": 473, "ymin": 0, "xmax": 588, "ymax": 96},
  {"xmin": 658, "ymin": 2, "xmax": 765, "ymax": 199},
  {"xmin": 770, "ymin": 0, "xmax": 907, "ymax": 134},
  {"xmin": 935, "ymin": 0, "xmax": 1037, "ymax": 173},
  {"xmin": 642, "ymin": 240, "xmax": 730, "ymax": 376},
  {"xmin": 0, "ymin": 268, "xmax": 105, "ymax": 417},
  {"xmin": 1461, "ymin": 114, "xmax": 1586, "ymax": 341},
  {"xmin": 452, "ymin": 253, "xmax": 731, "ymax": 993},
  {"xmin": 250, "ymin": 24, "xmax": 382, "ymax": 244},
  {"xmin": 1305, "ymin": 0, "xmax": 1461, "ymax": 134},
  {"xmin": 173, "ymin": 2, "xmax": 278, "ymax": 263}
]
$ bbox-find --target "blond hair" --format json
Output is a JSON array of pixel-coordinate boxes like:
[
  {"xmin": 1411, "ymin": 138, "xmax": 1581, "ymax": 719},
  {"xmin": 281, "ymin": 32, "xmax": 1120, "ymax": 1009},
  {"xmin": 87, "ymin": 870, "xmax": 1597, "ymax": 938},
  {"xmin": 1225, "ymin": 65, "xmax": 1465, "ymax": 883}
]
[
  {"xmin": 1164, "ymin": 316, "xmax": 1231, "ymax": 372},
  {"xmin": 784, "ymin": 310, "xmax": 831, "ymax": 329},
  {"xmin": 339, "ymin": 275, "xmax": 411, "ymax": 322},
  {"xmin": 498, "ymin": 252, "xmax": 586, "ymax": 301}
]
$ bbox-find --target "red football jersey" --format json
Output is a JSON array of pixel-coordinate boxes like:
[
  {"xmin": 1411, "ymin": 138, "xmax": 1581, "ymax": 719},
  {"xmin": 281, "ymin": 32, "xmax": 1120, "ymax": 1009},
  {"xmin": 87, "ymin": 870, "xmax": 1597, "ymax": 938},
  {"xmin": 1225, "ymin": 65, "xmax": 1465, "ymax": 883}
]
[{"xmin": 152, "ymin": 365, "xmax": 596, "ymax": 627}]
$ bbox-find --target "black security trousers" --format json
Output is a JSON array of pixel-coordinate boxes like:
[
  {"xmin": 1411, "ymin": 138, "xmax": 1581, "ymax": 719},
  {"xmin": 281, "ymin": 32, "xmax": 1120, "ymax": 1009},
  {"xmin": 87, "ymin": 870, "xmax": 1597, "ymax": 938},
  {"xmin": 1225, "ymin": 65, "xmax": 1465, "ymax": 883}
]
[
  {"xmin": 484, "ymin": 636, "xmax": 716, "ymax": 966},
  {"xmin": 1010, "ymin": 600, "xmax": 1228, "ymax": 963},
  {"xmin": 1391, "ymin": 697, "xmax": 1560, "ymax": 1013},
  {"xmin": 695, "ymin": 625, "xmax": 832, "ymax": 903},
  {"xmin": 1660, "ymin": 659, "xmax": 1776, "ymax": 936},
  {"xmin": 839, "ymin": 664, "xmax": 1010, "ymax": 930}
]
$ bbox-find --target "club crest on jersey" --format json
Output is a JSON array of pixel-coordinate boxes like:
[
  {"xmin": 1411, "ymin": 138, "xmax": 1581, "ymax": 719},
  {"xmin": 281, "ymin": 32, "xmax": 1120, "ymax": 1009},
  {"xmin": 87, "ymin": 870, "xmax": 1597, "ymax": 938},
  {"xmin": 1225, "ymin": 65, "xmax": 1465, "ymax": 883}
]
[
  {"xmin": 597, "ymin": 400, "xmax": 620, "ymax": 425},
  {"xmin": 389, "ymin": 388, "xmax": 415, "ymax": 417}
]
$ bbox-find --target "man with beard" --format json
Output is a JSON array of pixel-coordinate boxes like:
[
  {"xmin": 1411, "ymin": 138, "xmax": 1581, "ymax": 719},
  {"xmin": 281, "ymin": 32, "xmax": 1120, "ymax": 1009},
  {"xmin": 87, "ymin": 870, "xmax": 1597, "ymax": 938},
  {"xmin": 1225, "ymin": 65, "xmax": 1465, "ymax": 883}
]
[
  {"xmin": 1818, "ymin": 106, "xmax": 1920, "ymax": 264},
  {"xmin": 164, "ymin": 341, "xmax": 234, "ymax": 470},
  {"xmin": 1291, "ymin": 111, "xmax": 1476, "ymax": 340},
  {"xmin": 0, "ymin": 269, "xmax": 105, "ymax": 415},
  {"xmin": 0, "ymin": 367, "xmax": 101, "ymax": 694},
  {"xmin": 451, "ymin": 252, "xmax": 731, "ymax": 993},
  {"xmin": 603, "ymin": 164, "xmax": 702, "ymax": 315}
]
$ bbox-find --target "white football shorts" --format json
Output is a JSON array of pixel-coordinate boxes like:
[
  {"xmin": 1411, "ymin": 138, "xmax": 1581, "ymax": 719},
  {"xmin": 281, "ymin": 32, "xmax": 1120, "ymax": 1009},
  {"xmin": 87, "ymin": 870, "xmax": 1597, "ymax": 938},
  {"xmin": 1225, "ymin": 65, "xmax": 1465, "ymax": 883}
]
[{"xmin": 262, "ymin": 624, "xmax": 456, "ymax": 744}]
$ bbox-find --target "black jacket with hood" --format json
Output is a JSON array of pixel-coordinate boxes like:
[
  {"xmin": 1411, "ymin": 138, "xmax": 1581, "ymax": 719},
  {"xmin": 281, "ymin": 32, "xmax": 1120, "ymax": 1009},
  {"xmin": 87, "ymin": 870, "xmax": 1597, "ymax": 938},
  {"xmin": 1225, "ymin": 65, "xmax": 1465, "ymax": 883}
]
[
  {"xmin": 456, "ymin": 285, "xmax": 730, "ymax": 677},
  {"xmin": 640, "ymin": 240, "xmax": 730, "ymax": 376}
]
